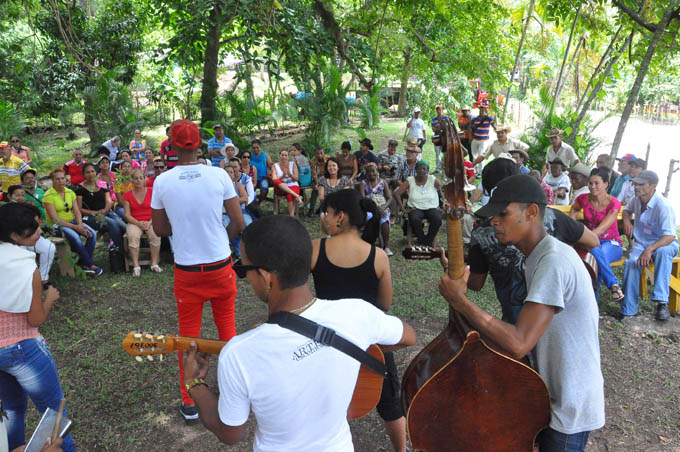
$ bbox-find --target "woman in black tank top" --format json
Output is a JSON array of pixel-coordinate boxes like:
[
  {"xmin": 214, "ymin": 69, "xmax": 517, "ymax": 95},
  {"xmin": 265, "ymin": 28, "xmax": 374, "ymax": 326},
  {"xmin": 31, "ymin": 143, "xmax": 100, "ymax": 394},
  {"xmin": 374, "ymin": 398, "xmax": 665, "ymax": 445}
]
[{"xmin": 311, "ymin": 189, "xmax": 406, "ymax": 452}]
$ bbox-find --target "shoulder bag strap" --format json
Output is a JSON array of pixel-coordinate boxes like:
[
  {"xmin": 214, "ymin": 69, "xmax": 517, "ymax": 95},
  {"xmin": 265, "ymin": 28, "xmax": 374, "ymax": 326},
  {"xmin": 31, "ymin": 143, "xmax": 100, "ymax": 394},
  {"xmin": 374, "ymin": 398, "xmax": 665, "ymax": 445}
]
[{"xmin": 267, "ymin": 311, "xmax": 387, "ymax": 378}]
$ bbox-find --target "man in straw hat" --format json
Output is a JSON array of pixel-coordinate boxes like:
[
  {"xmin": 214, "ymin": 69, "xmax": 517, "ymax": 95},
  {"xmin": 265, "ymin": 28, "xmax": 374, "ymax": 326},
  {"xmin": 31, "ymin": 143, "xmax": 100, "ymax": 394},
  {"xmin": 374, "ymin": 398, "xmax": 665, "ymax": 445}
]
[
  {"xmin": 396, "ymin": 138, "xmax": 422, "ymax": 185},
  {"xmin": 544, "ymin": 128, "xmax": 579, "ymax": 173},
  {"xmin": 472, "ymin": 124, "xmax": 529, "ymax": 168},
  {"xmin": 566, "ymin": 162, "xmax": 592, "ymax": 203}
]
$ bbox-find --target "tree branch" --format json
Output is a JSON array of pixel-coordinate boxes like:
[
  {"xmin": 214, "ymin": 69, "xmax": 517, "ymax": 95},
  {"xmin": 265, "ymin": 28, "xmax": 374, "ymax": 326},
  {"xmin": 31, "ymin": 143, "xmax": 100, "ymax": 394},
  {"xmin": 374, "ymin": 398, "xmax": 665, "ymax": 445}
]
[
  {"xmin": 612, "ymin": 0, "xmax": 657, "ymax": 32},
  {"xmin": 413, "ymin": 30, "xmax": 436, "ymax": 62},
  {"xmin": 219, "ymin": 34, "xmax": 244, "ymax": 47},
  {"xmin": 313, "ymin": 0, "xmax": 374, "ymax": 89}
]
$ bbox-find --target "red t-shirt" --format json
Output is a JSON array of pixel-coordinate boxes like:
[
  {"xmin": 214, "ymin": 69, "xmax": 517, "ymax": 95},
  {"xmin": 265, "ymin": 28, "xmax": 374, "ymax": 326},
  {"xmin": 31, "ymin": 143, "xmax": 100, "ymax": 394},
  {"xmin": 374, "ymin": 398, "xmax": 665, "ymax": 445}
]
[
  {"xmin": 63, "ymin": 159, "xmax": 87, "ymax": 185},
  {"xmin": 160, "ymin": 140, "xmax": 179, "ymax": 168},
  {"xmin": 123, "ymin": 188, "xmax": 153, "ymax": 221}
]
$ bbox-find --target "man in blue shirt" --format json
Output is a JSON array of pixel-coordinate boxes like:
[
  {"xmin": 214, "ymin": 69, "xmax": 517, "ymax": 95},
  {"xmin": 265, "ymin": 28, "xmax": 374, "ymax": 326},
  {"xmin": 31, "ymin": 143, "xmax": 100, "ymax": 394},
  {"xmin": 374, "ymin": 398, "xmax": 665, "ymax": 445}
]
[
  {"xmin": 208, "ymin": 124, "xmax": 232, "ymax": 167},
  {"xmin": 622, "ymin": 170, "xmax": 679, "ymax": 320},
  {"xmin": 353, "ymin": 138, "xmax": 378, "ymax": 181},
  {"xmin": 610, "ymin": 153, "xmax": 635, "ymax": 198}
]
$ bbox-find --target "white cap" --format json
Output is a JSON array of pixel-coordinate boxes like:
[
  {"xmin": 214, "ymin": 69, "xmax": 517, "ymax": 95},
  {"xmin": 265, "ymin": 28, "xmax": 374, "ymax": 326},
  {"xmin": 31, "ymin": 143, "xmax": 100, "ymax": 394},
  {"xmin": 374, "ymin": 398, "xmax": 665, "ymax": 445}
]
[{"xmin": 413, "ymin": 107, "xmax": 421, "ymax": 113}]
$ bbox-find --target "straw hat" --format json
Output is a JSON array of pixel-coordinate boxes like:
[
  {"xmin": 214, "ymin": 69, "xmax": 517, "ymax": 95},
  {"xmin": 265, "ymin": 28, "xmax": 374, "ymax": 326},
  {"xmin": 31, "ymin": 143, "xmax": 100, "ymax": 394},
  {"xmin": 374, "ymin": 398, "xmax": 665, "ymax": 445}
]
[
  {"xmin": 404, "ymin": 137, "xmax": 421, "ymax": 153},
  {"xmin": 496, "ymin": 125, "xmax": 511, "ymax": 133},
  {"xmin": 546, "ymin": 127, "xmax": 563, "ymax": 138}
]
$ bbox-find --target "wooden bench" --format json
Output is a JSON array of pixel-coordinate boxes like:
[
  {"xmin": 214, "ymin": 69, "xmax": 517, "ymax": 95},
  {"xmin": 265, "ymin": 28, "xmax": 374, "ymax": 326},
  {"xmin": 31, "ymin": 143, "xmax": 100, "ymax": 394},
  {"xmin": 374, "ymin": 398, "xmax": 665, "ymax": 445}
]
[
  {"xmin": 47, "ymin": 236, "xmax": 75, "ymax": 277},
  {"xmin": 610, "ymin": 256, "xmax": 680, "ymax": 314}
]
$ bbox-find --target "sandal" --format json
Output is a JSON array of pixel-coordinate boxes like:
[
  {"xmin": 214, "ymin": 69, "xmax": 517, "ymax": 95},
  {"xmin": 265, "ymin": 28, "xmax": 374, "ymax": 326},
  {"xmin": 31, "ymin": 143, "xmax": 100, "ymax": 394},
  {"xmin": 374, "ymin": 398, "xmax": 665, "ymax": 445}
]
[
  {"xmin": 150, "ymin": 264, "xmax": 163, "ymax": 273},
  {"xmin": 132, "ymin": 267, "xmax": 141, "ymax": 277},
  {"xmin": 610, "ymin": 285, "xmax": 624, "ymax": 301}
]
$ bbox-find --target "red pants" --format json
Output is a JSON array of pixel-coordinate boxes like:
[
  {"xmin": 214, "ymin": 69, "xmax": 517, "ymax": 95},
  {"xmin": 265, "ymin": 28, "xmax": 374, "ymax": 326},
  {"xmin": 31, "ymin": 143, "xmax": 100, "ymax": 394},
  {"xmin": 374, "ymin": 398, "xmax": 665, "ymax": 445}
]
[
  {"xmin": 273, "ymin": 180, "xmax": 300, "ymax": 203},
  {"xmin": 174, "ymin": 261, "xmax": 237, "ymax": 404}
]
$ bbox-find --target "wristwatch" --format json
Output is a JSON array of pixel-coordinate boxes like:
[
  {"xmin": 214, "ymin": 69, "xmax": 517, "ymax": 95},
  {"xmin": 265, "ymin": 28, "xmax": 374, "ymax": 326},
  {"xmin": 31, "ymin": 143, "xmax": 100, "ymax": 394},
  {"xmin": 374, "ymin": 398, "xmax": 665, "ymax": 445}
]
[{"xmin": 185, "ymin": 377, "xmax": 207, "ymax": 394}]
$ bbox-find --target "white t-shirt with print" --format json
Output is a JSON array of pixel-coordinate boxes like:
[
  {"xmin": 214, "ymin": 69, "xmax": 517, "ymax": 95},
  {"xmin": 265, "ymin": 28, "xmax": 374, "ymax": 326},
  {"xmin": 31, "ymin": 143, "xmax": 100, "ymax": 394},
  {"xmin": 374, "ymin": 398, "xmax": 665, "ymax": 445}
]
[
  {"xmin": 543, "ymin": 173, "xmax": 571, "ymax": 205},
  {"xmin": 217, "ymin": 298, "xmax": 404, "ymax": 452},
  {"xmin": 407, "ymin": 117, "xmax": 426, "ymax": 139},
  {"xmin": 151, "ymin": 164, "xmax": 236, "ymax": 265}
]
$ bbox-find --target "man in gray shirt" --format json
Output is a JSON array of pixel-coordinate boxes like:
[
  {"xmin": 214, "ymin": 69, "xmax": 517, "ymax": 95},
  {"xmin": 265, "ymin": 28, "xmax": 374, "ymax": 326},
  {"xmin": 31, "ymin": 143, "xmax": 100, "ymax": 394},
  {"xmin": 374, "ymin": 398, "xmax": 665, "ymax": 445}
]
[{"xmin": 439, "ymin": 174, "xmax": 605, "ymax": 451}]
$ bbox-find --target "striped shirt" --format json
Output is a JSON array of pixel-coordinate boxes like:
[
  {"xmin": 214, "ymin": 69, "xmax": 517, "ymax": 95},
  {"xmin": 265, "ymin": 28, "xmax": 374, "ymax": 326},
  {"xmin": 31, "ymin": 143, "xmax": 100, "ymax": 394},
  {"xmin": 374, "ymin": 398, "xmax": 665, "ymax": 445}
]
[
  {"xmin": 471, "ymin": 115, "xmax": 495, "ymax": 141},
  {"xmin": 208, "ymin": 136, "xmax": 232, "ymax": 167},
  {"xmin": 0, "ymin": 155, "xmax": 30, "ymax": 192}
]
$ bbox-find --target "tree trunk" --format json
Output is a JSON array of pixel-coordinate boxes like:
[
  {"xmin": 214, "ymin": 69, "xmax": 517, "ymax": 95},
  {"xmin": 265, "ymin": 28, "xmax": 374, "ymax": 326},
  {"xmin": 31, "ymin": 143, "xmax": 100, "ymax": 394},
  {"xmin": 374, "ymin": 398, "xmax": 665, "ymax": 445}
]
[
  {"xmin": 610, "ymin": 6, "xmax": 678, "ymax": 161},
  {"xmin": 83, "ymin": 95, "xmax": 100, "ymax": 152},
  {"xmin": 550, "ymin": 5, "xmax": 581, "ymax": 114},
  {"xmin": 554, "ymin": 33, "xmax": 585, "ymax": 105},
  {"xmin": 575, "ymin": 24, "xmax": 624, "ymax": 112},
  {"xmin": 502, "ymin": 0, "xmax": 534, "ymax": 123},
  {"xmin": 397, "ymin": 48, "xmax": 411, "ymax": 117},
  {"xmin": 199, "ymin": 7, "xmax": 222, "ymax": 125},
  {"xmin": 567, "ymin": 31, "xmax": 633, "ymax": 145}
]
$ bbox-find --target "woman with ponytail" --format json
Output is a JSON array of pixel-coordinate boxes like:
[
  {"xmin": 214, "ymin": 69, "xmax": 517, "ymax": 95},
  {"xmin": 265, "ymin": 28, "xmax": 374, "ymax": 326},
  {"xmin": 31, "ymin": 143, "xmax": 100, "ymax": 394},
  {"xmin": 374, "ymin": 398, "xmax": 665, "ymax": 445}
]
[{"xmin": 311, "ymin": 189, "xmax": 407, "ymax": 452}]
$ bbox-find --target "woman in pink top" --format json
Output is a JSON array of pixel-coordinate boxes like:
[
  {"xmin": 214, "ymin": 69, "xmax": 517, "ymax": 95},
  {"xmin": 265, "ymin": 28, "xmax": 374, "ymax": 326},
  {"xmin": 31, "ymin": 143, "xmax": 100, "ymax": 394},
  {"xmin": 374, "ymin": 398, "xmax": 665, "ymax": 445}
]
[
  {"xmin": 0, "ymin": 203, "xmax": 76, "ymax": 452},
  {"xmin": 571, "ymin": 167, "xmax": 624, "ymax": 300},
  {"xmin": 10, "ymin": 136, "xmax": 32, "ymax": 164}
]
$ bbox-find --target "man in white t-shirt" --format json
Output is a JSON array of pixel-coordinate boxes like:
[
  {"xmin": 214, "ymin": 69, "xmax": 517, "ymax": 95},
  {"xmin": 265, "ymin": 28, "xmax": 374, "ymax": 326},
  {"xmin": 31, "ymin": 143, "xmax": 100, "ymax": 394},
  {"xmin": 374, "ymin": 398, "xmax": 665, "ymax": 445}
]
[
  {"xmin": 151, "ymin": 119, "xmax": 245, "ymax": 422},
  {"xmin": 406, "ymin": 107, "xmax": 426, "ymax": 150},
  {"xmin": 182, "ymin": 216, "xmax": 416, "ymax": 451},
  {"xmin": 543, "ymin": 158, "xmax": 571, "ymax": 205},
  {"xmin": 439, "ymin": 175, "xmax": 604, "ymax": 451},
  {"xmin": 543, "ymin": 128, "xmax": 579, "ymax": 174}
]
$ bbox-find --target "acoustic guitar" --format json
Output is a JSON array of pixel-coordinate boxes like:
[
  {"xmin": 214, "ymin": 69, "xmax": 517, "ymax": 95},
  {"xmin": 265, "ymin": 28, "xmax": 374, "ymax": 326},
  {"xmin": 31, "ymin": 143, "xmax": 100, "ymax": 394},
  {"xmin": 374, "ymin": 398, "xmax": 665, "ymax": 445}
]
[{"xmin": 121, "ymin": 332, "xmax": 384, "ymax": 420}]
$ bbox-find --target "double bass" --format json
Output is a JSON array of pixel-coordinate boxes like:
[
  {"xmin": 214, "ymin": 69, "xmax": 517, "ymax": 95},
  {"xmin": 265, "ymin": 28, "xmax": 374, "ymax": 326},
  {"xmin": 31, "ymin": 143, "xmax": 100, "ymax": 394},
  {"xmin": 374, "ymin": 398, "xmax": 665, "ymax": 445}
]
[{"xmin": 400, "ymin": 117, "xmax": 551, "ymax": 451}]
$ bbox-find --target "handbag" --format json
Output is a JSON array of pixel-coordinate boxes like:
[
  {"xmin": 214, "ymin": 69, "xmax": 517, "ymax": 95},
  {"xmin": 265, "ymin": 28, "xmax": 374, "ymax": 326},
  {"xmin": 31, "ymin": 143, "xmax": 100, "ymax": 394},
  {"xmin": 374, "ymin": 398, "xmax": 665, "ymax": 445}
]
[{"xmin": 108, "ymin": 245, "xmax": 125, "ymax": 274}]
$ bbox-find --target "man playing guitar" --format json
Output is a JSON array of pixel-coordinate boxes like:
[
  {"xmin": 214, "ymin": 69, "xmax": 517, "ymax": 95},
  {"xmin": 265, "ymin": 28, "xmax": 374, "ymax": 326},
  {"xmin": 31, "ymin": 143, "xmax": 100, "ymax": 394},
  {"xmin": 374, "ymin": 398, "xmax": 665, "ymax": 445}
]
[{"xmin": 182, "ymin": 216, "xmax": 416, "ymax": 450}]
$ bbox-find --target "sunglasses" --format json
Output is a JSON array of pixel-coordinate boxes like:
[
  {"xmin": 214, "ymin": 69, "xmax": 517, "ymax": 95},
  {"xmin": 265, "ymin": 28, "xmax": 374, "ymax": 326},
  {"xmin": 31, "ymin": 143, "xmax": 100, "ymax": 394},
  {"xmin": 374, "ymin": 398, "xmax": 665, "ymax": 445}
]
[
  {"xmin": 63, "ymin": 201, "xmax": 70, "ymax": 213},
  {"xmin": 232, "ymin": 259, "xmax": 268, "ymax": 279},
  {"xmin": 11, "ymin": 139, "xmax": 20, "ymax": 143},
  {"xmin": 153, "ymin": 166, "xmax": 166, "ymax": 169},
  {"xmin": 241, "ymin": 155, "xmax": 251, "ymax": 159}
]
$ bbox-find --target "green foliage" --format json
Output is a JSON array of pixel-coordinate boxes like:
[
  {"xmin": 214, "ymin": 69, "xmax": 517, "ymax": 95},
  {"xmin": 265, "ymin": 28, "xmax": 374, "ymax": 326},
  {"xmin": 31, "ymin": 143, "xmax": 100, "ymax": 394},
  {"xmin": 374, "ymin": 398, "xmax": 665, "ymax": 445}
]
[
  {"xmin": 210, "ymin": 91, "xmax": 277, "ymax": 150},
  {"xmin": 407, "ymin": 75, "xmax": 475, "ymax": 116},
  {"xmin": 82, "ymin": 69, "xmax": 149, "ymax": 150},
  {"xmin": 0, "ymin": 101, "xmax": 26, "ymax": 141},
  {"xmin": 521, "ymin": 86, "xmax": 608, "ymax": 168},
  {"xmin": 292, "ymin": 64, "xmax": 351, "ymax": 152}
]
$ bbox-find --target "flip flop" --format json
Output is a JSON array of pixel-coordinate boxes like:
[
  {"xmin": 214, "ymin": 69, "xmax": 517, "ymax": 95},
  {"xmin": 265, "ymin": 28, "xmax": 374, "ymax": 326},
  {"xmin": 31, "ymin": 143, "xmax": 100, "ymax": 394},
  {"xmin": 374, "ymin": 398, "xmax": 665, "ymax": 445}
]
[
  {"xmin": 150, "ymin": 264, "xmax": 163, "ymax": 273},
  {"xmin": 610, "ymin": 285, "xmax": 624, "ymax": 301}
]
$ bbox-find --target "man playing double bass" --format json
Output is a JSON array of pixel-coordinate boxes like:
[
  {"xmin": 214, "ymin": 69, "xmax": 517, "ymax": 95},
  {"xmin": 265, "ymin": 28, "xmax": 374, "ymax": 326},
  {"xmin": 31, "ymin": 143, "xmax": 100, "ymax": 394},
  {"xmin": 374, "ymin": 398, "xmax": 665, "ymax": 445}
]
[{"xmin": 439, "ymin": 175, "xmax": 605, "ymax": 452}]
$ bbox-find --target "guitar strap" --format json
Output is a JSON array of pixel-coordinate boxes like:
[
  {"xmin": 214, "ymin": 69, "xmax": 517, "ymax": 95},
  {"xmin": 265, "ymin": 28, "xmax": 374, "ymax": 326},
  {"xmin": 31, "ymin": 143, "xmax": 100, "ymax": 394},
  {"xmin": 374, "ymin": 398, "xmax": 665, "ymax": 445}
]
[{"xmin": 267, "ymin": 311, "xmax": 388, "ymax": 378}]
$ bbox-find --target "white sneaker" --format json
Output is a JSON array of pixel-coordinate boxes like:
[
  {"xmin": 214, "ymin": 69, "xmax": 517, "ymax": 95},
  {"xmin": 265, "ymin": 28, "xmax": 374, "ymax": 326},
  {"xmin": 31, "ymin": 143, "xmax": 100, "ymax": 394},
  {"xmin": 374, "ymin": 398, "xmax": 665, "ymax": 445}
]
[{"xmin": 384, "ymin": 247, "xmax": 394, "ymax": 257}]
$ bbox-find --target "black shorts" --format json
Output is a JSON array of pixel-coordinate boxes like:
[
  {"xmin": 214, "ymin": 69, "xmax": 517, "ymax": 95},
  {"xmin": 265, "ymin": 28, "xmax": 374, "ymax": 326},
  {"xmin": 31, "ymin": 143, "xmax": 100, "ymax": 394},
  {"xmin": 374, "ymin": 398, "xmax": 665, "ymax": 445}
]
[{"xmin": 376, "ymin": 351, "xmax": 404, "ymax": 421}]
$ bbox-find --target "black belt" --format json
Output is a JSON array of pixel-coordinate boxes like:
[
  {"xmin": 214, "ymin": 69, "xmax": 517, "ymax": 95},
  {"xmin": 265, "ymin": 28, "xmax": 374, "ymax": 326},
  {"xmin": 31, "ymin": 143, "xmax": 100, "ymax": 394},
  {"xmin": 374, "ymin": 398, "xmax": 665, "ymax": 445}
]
[{"xmin": 175, "ymin": 257, "xmax": 232, "ymax": 273}]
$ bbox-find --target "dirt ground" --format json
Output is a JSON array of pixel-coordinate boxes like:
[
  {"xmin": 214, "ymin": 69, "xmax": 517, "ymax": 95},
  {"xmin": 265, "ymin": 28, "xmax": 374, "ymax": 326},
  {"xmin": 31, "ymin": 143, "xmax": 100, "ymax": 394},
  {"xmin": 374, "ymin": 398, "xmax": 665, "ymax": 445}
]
[{"xmin": 41, "ymin": 262, "xmax": 680, "ymax": 452}]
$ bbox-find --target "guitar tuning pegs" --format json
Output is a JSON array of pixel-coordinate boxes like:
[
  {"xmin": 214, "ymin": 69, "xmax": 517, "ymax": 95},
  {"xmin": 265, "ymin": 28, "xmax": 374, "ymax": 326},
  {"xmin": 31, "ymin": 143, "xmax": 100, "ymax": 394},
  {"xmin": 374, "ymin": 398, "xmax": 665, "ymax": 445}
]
[
  {"xmin": 133, "ymin": 333, "xmax": 142, "ymax": 339},
  {"xmin": 135, "ymin": 356, "xmax": 143, "ymax": 362},
  {"xmin": 147, "ymin": 356, "xmax": 154, "ymax": 361},
  {"xmin": 159, "ymin": 354, "xmax": 164, "ymax": 362}
]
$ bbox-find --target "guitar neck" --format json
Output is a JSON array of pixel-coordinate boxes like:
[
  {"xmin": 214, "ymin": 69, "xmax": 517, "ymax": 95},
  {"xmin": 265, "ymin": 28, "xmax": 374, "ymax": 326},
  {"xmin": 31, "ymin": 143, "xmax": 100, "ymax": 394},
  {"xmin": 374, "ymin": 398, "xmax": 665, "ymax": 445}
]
[{"xmin": 170, "ymin": 336, "xmax": 226, "ymax": 355}]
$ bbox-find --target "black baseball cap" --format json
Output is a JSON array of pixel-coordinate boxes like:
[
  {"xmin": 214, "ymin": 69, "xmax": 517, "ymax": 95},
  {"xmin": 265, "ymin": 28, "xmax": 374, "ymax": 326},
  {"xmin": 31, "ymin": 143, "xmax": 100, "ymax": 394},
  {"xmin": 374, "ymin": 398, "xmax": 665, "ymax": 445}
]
[{"xmin": 475, "ymin": 175, "xmax": 547, "ymax": 218}]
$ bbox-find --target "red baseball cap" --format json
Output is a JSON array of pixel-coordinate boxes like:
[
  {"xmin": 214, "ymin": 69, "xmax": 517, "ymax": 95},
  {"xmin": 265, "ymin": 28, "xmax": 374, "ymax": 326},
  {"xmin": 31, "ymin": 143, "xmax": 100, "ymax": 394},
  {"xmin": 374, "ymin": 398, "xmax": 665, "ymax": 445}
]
[{"xmin": 171, "ymin": 120, "xmax": 201, "ymax": 150}]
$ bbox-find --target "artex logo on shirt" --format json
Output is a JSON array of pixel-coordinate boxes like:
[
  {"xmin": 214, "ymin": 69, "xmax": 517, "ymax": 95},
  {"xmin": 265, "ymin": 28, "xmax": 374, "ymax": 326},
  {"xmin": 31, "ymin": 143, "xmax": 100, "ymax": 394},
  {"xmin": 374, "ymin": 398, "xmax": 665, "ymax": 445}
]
[
  {"xmin": 292, "ymin": 340, "xmax": 325, "ymax": 361},
  {"xmin": 178, "ymin": 170, "xmax": 202, "ymax": 181}
]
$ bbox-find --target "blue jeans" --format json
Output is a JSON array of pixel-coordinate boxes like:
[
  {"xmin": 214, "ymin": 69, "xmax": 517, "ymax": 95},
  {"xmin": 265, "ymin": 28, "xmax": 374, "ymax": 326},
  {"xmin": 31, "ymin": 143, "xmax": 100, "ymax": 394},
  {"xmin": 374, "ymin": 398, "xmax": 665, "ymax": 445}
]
[
  {"xmin": 54, "ymin": 222, "xmax": 97, "ymax": 268},
  {"xmin": 0, "ymin": 336, "xmax": 76, "ymax": 452},
  {"xmin": 622, "ymin": 241, "xmax": 679, "ymax": 315},
  {"xmin": 590, "ymin": 239, "xmax": 623, "ymax": 299},
  {"xmin": 256, "ymin": 178, "xmax": 269, "ymax": 200},
  {"xmin": 103, "ymin": 212, "xmax": 124, "ymax": 250},
  {"xmin": 223, "ymin": 211, "xmax": 253, "ymax": 257},
  {"xmin": 537, "ymin": 427, "xmax": 589, "ymax": 452}
]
